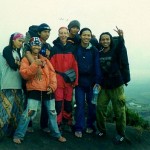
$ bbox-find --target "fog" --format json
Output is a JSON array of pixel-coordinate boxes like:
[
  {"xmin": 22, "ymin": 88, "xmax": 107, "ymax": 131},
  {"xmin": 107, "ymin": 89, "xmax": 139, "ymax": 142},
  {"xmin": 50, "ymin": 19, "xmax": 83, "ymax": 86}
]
[{"xmin": 0, "ymin": 0, "xmax": 150, "ymax": 78}]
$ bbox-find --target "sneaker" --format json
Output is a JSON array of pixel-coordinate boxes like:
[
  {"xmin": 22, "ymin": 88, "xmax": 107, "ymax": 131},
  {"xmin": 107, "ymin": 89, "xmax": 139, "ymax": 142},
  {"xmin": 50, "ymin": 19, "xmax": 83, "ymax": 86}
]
[
  {"xmin": 42, "ymin": 128, "xmax": 50, "ymax": 133},
  {"xmin": 96, "ymin": 131, "xmax": 106, "ymax": 137},
  {"xmin": 86, "ymin": 128, "xmax": 94, "ymax": 134},
  {"xmin": 113, "ymin": 135, "xmax": 125, "ymax": 145},
  {"xmin": 75, "ymin": 131, "xmax": 82, "ymax": 138}
]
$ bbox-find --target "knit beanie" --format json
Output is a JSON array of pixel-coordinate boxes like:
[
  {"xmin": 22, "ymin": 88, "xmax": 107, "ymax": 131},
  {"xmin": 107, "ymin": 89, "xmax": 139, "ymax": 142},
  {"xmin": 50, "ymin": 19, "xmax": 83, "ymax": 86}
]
[
  {"xmin": 38, "ymin": 23, "xmax": 51, "ymax": 32},
  {"xmin": 68, "ymin": 20, "xmax": 80, "ymax": 30}
]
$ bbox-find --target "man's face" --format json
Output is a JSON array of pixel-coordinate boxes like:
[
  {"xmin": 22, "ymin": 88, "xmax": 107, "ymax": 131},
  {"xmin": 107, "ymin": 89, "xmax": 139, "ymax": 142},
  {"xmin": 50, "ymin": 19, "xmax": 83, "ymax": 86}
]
[
  {"xmin": 38, "ymin": 30, "xmax": 50, "ymax": 42},
  {"xmin": 70, "ymin": 27, "xmax": 79, "ymax": 36},
  {"xmin": 100, "ymin": 34, "xmax": 111, "ymax": 48},
  {"xmin": 59, "ymin": 28, "xmax": 69, "ymax": 44}
]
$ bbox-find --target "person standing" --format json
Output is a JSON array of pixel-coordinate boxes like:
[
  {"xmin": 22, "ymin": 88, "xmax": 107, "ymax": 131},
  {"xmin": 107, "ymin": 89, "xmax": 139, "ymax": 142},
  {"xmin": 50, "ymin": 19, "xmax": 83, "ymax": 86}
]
[
  {"xmin": 74, "ymin": 28, "xmax": 101, "ymax": 138},
  {"xmin": 13, "ymin": 37, "xmax": 66, "ymax": 144},
  {"xmin": 67, "ymin": 20, "xmax": 81, "ymax": 119},
  {"xmin": 0, "ymin": 33, "xmax": 24, "ymax": 138},
  {"xmin": 50, "ymin": 27, "xmax": 78, "ymax": 131},
  {"xmin": 96, "ymin": 27, "xmax": 130, "ymax": 144},
  {"xmin": 25, "ymin": 23, "xmax": 51, "ymax": 133},
  {"xmin": 37, "ymin": 23, "xmax": 52, "ymax": 132}
]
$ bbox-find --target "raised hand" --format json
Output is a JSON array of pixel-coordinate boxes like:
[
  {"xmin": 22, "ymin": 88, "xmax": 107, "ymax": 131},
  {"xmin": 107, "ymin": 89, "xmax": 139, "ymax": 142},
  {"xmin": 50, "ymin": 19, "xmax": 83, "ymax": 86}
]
[{"xmin": 114, "ymin": 26, "xmax": 123, "ymax": 37}]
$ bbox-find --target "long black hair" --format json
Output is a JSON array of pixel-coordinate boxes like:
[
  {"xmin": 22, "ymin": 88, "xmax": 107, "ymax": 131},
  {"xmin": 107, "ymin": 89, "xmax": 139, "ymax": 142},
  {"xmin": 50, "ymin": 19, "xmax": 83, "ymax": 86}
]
[{"xmin": 9, "ymin": 33, "xmax": 15, "ymax": 48}]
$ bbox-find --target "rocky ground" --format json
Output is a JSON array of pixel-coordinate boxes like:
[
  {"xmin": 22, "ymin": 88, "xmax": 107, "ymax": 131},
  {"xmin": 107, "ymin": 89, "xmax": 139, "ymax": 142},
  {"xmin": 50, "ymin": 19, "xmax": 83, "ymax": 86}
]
[{"xmin": 0, "ymin": 121, "xmax": 150, "ymax": 150}]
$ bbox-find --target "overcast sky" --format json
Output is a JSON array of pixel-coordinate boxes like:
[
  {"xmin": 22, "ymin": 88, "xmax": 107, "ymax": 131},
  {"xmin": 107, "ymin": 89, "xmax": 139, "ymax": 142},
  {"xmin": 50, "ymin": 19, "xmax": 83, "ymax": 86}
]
[{"xmin": 0, "ymin": 0, "xmax": 150, "ymax": 80}]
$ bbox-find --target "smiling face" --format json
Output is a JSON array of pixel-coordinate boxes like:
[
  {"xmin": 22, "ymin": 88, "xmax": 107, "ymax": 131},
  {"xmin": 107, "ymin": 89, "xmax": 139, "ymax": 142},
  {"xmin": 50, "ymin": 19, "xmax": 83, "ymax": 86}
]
[
  {"xmin": 58, "ymin": 28, "xmax": 69, "ymax": 45},
  {"xmin": 29, "ymin": 37, "xmax": 42, "ymax": 55},
  {"xmin": 100, "ymin": 34, "xmax": 111, "ymax": 49},
  {"xmin": 80, "ymin": 30, "xmax": 92, "ymax": 46},
  {"xmin": 13, "ymin": 38, "xmax": 24, "ymax": 49},
  {"xmin": 31, "ymin": 45, "xmax": 41, "ymax": 55}
]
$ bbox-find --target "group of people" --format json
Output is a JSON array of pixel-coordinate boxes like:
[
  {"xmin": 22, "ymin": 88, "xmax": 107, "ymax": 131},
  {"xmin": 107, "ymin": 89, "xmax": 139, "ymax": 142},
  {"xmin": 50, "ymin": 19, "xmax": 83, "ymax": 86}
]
[{"xmin": 0, "ymin": 20, "xmax": 130, "ymax": 145}]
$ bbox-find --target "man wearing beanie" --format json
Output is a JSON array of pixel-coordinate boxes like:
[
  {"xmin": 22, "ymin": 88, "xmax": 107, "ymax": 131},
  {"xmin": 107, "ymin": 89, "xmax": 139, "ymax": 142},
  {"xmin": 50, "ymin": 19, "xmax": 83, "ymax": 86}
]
[
  {"xmin": 25, "ymin": 23, "xmax": 52, "ymax": 134},
  {"xmin": 67, "ymin": 20, "xmax": 81, "ymax": 44},
  {"xmin": 37, "ymin": 23, "xmax": 51, "ymax": 58},
  {"xmin": 38, "ymin": 23, "xmax": 51, "ymax": 33},
  {"xmin": 37, "ymin": 23, "xmax": 52, "ymax": 133}
]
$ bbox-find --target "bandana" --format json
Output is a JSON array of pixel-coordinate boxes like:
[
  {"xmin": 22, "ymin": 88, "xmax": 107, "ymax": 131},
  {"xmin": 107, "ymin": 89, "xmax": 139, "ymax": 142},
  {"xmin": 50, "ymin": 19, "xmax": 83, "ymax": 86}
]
[
  {"xmin": 13, "ymin": 32, "xmax": 24, "ymax": 40},
  {"xmin": 30, "ymin": 37, "xmax": 42, "ymax": 47}
]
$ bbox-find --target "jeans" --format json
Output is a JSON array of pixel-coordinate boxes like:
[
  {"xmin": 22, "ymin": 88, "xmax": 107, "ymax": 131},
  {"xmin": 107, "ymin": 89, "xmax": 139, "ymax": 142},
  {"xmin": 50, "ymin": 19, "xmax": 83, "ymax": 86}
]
[
  {"xmin": 75, "ymin": 85, "xmax": 96, "ymax": 132},
  {"xmin": 40, "ymin": 100, "xmax": 49, "ymax": 129},
  {"xmin": 14, "ymin": 99, "xmax": 61, "ymax": 139}
]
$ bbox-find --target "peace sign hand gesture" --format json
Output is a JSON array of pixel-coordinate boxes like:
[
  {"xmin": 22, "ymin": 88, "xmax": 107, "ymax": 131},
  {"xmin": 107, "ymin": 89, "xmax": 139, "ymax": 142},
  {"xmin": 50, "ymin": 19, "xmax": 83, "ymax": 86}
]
[{"xmin": 114, "ymin": 26, "xmax": 124, "ymax": 37}]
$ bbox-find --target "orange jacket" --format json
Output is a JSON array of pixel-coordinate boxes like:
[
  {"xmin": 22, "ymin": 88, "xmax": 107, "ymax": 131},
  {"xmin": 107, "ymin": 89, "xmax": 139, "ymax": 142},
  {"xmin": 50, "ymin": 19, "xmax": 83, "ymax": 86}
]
[{"xmin": 20, "ymin": 55, "xmax": 57, "ymax": 92}]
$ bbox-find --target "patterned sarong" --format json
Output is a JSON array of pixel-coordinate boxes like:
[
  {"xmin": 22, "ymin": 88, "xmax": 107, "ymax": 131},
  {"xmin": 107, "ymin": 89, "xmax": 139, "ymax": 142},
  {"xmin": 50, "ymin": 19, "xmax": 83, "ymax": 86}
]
[{"xmin": 0, "ymin": 89, "xmax": 23, "ymax": 137}]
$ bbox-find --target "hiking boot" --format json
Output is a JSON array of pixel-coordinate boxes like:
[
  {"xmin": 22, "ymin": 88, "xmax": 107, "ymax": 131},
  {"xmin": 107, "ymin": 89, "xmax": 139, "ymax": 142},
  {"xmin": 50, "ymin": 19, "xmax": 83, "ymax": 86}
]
[{"xmin": 113, "ymin": 134, "xmax": 125, "ymax": 145}]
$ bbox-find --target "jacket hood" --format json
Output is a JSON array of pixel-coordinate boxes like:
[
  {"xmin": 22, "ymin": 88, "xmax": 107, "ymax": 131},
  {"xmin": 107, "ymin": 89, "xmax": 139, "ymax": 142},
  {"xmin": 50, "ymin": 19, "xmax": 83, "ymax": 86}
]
[
  {"xmin": 53, "ymin": 37, "xmax": 66, "ymax": 46},
  {"xmin": 86, "ymin": 43, "xmax": 92, "ymax": 49},
  {"xmin": 80, "ymin": 43, "xmax": 92, "ymax": 50}
]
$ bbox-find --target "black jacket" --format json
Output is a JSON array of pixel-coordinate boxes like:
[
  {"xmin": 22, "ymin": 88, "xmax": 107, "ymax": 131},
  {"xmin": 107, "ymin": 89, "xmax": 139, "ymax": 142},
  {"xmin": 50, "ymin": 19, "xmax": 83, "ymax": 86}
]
[
  {"xmin": 3, "ymin": 46, "xmax": 21, "ymax": 71},
  {"xmin": 98, "ymin": 37, "xmax": 130, "ymax": 89}
]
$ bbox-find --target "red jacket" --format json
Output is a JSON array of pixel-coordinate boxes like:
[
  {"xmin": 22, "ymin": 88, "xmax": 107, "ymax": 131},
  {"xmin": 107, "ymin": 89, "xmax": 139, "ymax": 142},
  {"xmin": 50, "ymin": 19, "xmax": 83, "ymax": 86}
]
[
  {"xmin": 20, "ymin": 55, "xmax": 57, "ymax": 92},
  {"xmin": 50, "ymin": 38, "xmax": 78, "ymax": 88}
]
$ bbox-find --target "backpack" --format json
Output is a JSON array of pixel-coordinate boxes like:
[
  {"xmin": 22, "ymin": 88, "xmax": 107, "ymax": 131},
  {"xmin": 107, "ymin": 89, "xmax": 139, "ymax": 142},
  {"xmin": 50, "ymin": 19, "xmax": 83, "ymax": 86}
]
[
  {"xmin": 22, "ymin": 25, "xmax": 39, "ymax": 56},
  {"xmin": 28, "ymin": 25, "xmax": 39, "ymax": 37}
]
